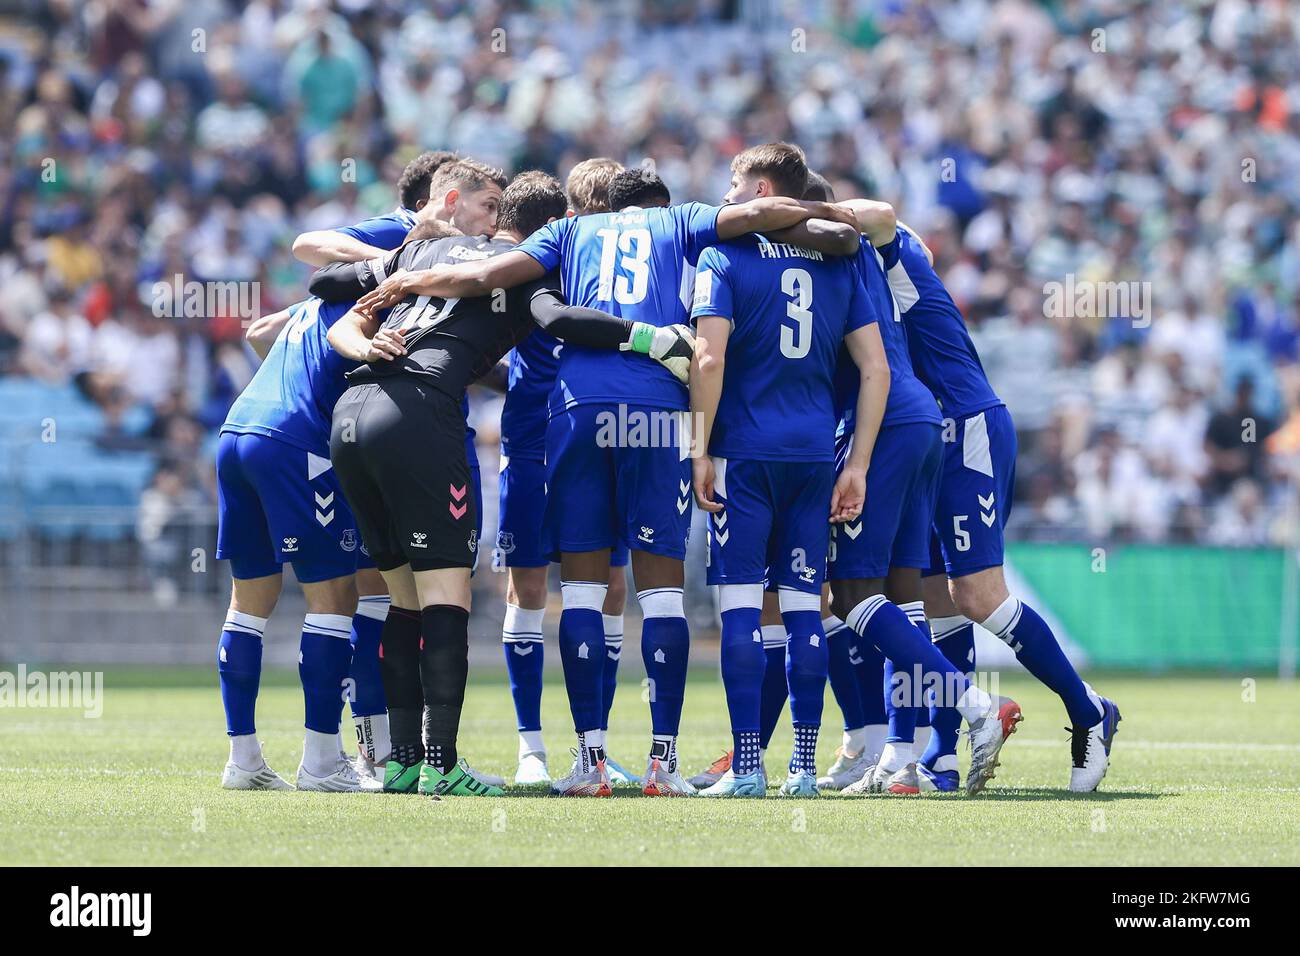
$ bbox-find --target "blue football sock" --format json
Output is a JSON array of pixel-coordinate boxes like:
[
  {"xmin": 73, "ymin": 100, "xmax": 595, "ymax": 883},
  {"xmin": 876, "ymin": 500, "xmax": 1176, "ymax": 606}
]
[
  {"xmin": 348, "ymin": 596, "xmax": 388, "ymax": 718},
  {"xmin": 853, "ymin": 634, "xmax": 887, "ymax": 728},
  {"xmin": 846, "ymin": 595, "xmax": 974, "ymax": 745},
  {"xmin": 900, "ymin": 601, "xmax": 931, "ymax": 734},
  {"xmin": 719, "ymin": 605, "xmax": 763, "ymax": 730},
  {"xmin": 218, "ymin": 610, "xmax": 266, "ymax": 738},
  {"xmin": 601, "ymin": 613, "xmax": 623, "ymax": 731},
  {"xmin": 638, "ymin": 587, "xmax": 690, "ymax": 738},
  {"xmin": 299, "ymin": 613, "xmax": 354, "ymax": 735},
  {"xmin": 558, "ymin": 582, "xmax": 607, "ymax": 733},
  {"xmin": 791, "ymin": 723, "xmax": 819, "ymax": 774},
  {"xmin": 784, "ymin": 609, "xmax": 828, "ymax": 726},
  {"xmin": 758, "ymin": 626, "xmax": 788, "ymax": 750},
  {"xmin": 884, "ymin": 657, "xmax": 918, "ymax": 744},
  {"xmin": 502, "ymin": 604, "xmax": 545, "ymax": 733},
  {"xmin": 826, "ymin": 615, "xmax": 865, "ymax": 731},
  {"xmin": 733, "ymin": 730, "xmax": 763, "ymax": 776},
  {"xmin": 719, "ymin": 600, "xmax": 764, "ymax": 770},
  {"xmin": 984, "ymin": 596, "xmax": 1102, "ymax": 727},
  {"xmin": 923, "ymin": 616, "xmax": 974, "ymax": 770}
]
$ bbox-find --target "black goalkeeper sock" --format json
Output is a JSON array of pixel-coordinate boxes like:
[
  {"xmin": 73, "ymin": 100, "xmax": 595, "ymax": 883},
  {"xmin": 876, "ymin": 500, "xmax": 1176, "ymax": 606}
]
[
  {"xmin": 391, "ymin": 742, "xmax": 423, "ymax": 766},
  {"xmin": 420, "ymin": 604, "xmax": 470, "ymax": 774},
  {"xmin": 380, "ymin": 606, "xmax": 423, "ymax": 756}
]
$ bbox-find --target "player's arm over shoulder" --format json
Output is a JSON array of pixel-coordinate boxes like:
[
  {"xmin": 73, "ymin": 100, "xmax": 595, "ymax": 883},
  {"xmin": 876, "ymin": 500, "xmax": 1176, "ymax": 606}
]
[
  {"xmin": 291, "ymin": 229, "xmax": 386, "ymax": 268},
  {"xmin": 840, "ymin": 199, "xmax": 898, "ymax": 248},
  {"xmin": 714, "ymin": 196, "xmax": 856, "ymax": 240},
  {"xmin": 381, "ymin": 248, "xmax": 546, "ymax": 301},
  {"xmin": 762, "ymin": 217, "xmax": 860, "ymax": 256},
  {"xmin": 308, "ymin": 243, "xmax": 411, "ymax": 303}
]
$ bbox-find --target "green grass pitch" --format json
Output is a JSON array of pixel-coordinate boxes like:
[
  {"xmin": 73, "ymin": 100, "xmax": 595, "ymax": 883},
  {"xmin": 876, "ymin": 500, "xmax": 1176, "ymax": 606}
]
[{"xmin": 2, "ymin": 668, "xmax": 1298, "ymax": 866}]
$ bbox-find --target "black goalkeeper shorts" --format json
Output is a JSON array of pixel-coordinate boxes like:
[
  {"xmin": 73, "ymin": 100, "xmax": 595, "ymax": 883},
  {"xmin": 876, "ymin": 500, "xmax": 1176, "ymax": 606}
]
[{"xmin": 330, "ymin": 377, "xmax": 478, "ymax": 572}]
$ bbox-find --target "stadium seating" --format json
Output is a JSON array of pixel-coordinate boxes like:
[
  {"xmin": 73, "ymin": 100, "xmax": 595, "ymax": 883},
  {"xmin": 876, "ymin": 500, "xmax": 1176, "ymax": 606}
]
[{"xmin": 0, "ymin": 379, "xmax": 157, "ymax": 540}]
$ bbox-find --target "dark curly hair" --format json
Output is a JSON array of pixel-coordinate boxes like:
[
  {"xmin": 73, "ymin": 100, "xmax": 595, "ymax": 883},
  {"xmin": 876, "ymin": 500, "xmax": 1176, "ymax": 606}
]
[
  {"xmin": 397, "ymin": 150, "xmax": 459, "ymax": 210},
  {"xmin": 606, "ymin": 167, "xmax": 672, "ymax": 211}
]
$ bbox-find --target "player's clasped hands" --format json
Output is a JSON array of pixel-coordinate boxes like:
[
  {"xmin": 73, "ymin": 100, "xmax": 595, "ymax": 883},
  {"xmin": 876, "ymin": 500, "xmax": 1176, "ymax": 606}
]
[
  {"xmin": 364, "ymin": 327, "xmax": 407, "ymax": 363},
  {"xmin": 829, "ymin": 466, "xmax": 865, "ymax": 523}
]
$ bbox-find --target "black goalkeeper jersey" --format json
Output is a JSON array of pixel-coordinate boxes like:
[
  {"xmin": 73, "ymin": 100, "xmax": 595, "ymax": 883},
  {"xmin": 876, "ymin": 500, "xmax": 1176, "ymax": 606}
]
[{"xmin": 313, "ymin": 235, "xmax": 560, "ymax": 399}]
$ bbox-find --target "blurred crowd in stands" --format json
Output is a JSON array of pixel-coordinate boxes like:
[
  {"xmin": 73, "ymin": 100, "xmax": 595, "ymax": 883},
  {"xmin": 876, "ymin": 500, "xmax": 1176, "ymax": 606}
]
[{"xmin": 1, "ymin": 0, "xmax": 1298, "ymax": 553}]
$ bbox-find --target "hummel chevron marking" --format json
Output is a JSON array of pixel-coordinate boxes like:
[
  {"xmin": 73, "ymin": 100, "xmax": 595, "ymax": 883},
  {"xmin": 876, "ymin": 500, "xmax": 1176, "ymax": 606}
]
[
  {"xmin": 512, "ymin": 645, "xmax": 534, "ymax": 656},
  {"xmin": 315, "ymin": 492, "xmax": 334, "ymax": 509},
  {"xmin": 679, "ymin": 480, "xmax": 689, "ymax": 495},
  {"xmin": 450, "ymin": 484, "xmax": 467, "ymax": 501},
  {"xmin": 677, "ymin": 497, "xmax": 689, "ymax": 515},
  {"xmin": 714, "ymin": 511, "xmax": 728, "ymax": 528},
  {"xmin": 449, "ymin": 502, "xmax": 467, "ymax": 519},
  {"xmin": 981, "ymin": 511, "xmax": 997, "ymax": 527},
  {"xmin": 978, "ymin": 493, "xmax": 995, "ymax": 510},
  {"xmin": 843, "ymin": 521, "xmax": 863, "ymax": 540},
  {"xmin": 716, "ymin": 529, "xmax": 730, "ymax": 546},
  {"xmin": 315, "ymin": 509, "xmax": 334, "ymax": 526}
]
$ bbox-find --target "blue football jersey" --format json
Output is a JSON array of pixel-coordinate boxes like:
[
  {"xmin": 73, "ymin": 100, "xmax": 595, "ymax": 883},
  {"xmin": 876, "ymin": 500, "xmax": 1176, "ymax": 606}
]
[
  {"xmin": 516, "ymin": 202, "xmax": 721, "ymax": 415},
  {"xmin": 500, "ymin": 331, "xmax": 562, "ymax": 461},
  {"xmin": 691, "ymin": 235, "xmax": 875, "ymax": 462},
  {"xmin": 222, "ymin": 298, "xmax": 357, "ymax": 455},
  {"xmin": 336, "ymin": 207, "xmax": 419, "ymax": 249},
  {"xmin": 834, "ymin": 237, "xmax": 941, "ymax": 433},
  {"xmin": 880, "ymin": 228, "xmax": 1003, "ymax": 419},
  {"xmin": 222, "ymin": 209, "xmax": 418, "ymax": 455}
]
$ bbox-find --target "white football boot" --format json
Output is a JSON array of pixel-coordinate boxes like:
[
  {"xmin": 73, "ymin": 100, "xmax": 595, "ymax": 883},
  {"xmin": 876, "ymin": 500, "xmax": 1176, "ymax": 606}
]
[
  {"xmin": 514, "ymin": 751, "xmax": 551, "ymax": 786},
  {"xmin": 641, "ymin": 757, "xmax": 697, "ymax": 796},
  {"xmin": 965, "ymin": 697, "xmax": 1023, "ymax": 795},
  {"xmin": 884, "ymin": 762, "xmax": 920, "ymax": 795},
  {"xmin": 550, "ymin": 749, "xmax": 612, "ymax": 797},
  {"xmin": 221, "ymin": 761, "xmax": 292, "ymax": 791},
  {"xmin": 296, "ymin": 755, "xmax": 364, "ymax": 792},
  {"xmin": 817, "ymin": 746, "xmax": 871, "ymax": 791},
  {"xmin": 842, "ymin": 762, "xmax": 894, "ymax": 795},
  {"xmin": 1069, "ymin": 691, "xmax": 1121, "ymax": 793}
]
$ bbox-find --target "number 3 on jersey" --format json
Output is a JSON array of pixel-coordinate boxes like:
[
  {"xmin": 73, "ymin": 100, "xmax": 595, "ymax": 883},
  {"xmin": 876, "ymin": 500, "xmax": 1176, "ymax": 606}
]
[
  {"xmin": 780, "ymin": 267, "xmax": 813, "ymax": 359},
  {"xmin": 596, "ymin": 227, "xmax": 651, "ymax": 304}
]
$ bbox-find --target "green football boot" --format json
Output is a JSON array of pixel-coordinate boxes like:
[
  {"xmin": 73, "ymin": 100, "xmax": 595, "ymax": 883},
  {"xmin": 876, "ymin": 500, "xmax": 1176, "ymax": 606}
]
[
  {"xmin": 418, "ymin": 759, "xmax": 505, "ymax": 797},
  {"xmin": 383, "ymin": 760, "xmax": 423, "ymax": 794}
]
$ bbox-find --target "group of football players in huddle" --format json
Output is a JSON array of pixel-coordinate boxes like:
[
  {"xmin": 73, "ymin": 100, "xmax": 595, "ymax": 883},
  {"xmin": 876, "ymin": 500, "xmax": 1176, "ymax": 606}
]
[{"xmin": 213, "ymin": 143, "xmax": 1121, "ymax": 799}]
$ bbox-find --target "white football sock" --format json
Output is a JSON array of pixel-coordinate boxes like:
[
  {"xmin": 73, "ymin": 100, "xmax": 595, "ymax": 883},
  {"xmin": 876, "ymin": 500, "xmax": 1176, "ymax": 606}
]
[
  {"xmin": 863, "ymin": 725, "xmax": 888, "ymax": 767},
  {"xmin": 353, "ymin": 713, "xmax": 390, "ymax": 764},
  {"xmin": 879, "ymin": 741, "xmax": 911, "ymax": 772},
  {"xmin": 229, "ymin": 734, "xmax": 263, "ymax": 771},
  {"xmin": 956, "ymin": 683, "xmax": 995, "ymax": 723},
  {"xmin": 518, "ymin": 730, "xmax": 545, "ymax": 759},
  {"xmin": 842, "ymin": 726, "xmax": 867, "ymax": 755},
  {"xmin": 304, "ymin": 729, "xmax": 341, "ymax": 776}
]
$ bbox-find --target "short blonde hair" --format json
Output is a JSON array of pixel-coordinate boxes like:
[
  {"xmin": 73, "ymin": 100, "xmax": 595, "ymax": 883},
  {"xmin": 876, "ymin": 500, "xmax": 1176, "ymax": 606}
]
[{"xmin": 566, "ymin": 158, "xmax": 624, "ymax": 214}]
